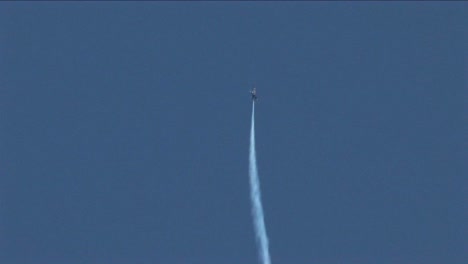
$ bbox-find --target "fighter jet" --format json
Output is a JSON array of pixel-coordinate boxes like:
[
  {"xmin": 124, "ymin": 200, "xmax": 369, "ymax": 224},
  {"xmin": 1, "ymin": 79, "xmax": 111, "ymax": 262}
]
[{"xmin": 250, "ymin": 87, "xmax": 257, "ymax": 101}]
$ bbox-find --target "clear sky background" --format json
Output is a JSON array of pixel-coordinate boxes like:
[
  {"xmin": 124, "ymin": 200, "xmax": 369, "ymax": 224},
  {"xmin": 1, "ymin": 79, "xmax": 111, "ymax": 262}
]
[{"xmin": 1, "ymin": 2, "xmax": 466, "ymax": 264}]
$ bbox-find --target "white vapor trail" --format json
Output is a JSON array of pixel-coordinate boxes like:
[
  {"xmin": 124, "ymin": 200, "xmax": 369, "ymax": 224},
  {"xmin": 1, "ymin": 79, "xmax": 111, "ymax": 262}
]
[{"xmin": 249, "ymin": 102, "xmax": 271, "ymax": 264}]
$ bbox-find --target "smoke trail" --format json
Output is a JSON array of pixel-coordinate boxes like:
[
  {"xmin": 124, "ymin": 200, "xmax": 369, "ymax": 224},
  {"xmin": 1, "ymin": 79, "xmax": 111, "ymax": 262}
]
[{"xmin": 249, "ymin": 102, "xmax": 271, "ymax": 264}]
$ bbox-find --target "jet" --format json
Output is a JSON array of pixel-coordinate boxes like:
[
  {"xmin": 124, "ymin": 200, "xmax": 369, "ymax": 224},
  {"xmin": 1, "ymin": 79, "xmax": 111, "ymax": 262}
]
[{"xmin": 250, "ymin": 87, "xmax": 257, "ymax": 101}]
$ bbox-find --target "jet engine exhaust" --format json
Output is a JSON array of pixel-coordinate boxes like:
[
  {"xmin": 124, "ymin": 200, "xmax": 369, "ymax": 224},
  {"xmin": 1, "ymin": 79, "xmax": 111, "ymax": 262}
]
[{"xmin": 249, "ymin": 102, "xmax": 271, "ymax": 264}]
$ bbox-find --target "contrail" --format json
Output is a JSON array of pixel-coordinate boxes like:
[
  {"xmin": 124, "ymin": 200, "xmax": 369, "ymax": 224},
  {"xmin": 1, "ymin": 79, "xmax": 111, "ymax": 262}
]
[{"xmin": 249, "ymin": 102, "xmax": 271, "ymax": 264}]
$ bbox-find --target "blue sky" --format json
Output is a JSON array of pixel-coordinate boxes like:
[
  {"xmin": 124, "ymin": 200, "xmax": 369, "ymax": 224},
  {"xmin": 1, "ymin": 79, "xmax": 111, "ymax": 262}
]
[{"xmin": 1, "ymin": 2, "xmax": 466, "ymax": 264}]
